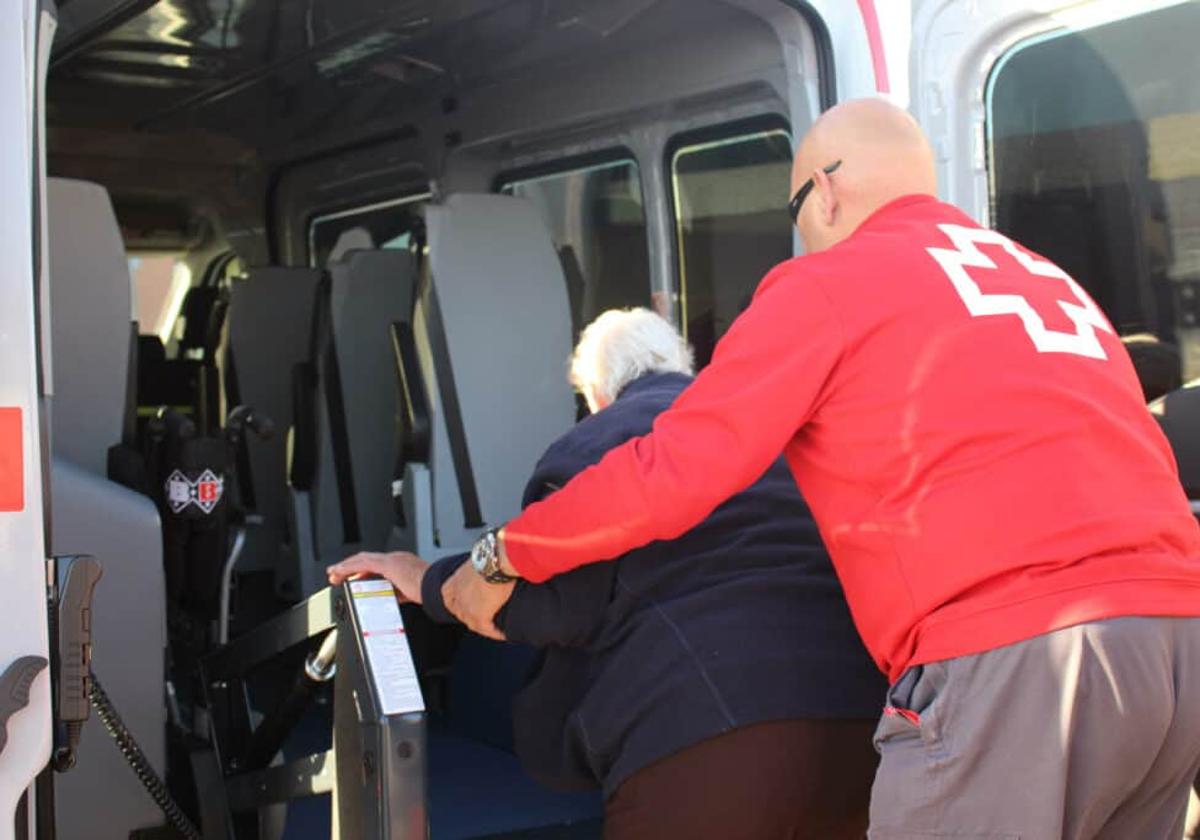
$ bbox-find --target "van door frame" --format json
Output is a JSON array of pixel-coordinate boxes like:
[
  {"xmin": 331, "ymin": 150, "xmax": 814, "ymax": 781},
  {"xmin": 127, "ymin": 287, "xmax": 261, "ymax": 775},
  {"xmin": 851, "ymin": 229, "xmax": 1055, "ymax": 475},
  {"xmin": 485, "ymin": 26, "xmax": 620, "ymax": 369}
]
[
  {"xmin": 0, "ymin": 1, "xmax": 54, "ymax": 837},
  {"xmin": 910, "ymin": 0, "xmax": 1193, "ymax": 224}
]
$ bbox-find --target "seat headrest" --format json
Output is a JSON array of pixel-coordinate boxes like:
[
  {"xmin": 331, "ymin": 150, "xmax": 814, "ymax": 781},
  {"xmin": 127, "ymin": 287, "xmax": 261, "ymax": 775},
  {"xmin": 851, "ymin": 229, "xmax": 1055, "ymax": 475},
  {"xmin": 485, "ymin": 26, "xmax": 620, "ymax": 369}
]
[
  {"xmin": 327, "ymin": 227, "xmax": 374, "ymax": 265},
  {"xmin": 47, "ymin": 178, "xmax": 133, "ymax": 476}
]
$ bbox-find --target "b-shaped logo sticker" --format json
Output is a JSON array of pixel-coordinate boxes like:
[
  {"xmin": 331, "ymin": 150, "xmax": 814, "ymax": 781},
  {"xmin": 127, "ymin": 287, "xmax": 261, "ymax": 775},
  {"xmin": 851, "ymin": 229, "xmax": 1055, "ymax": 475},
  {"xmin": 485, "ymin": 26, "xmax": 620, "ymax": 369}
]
[
  {"xmin": 926, "ymin": 223, "xmax": 1114, "ymax": 360},
  {"xmin": 165, "ymin": 469, "xmax": 224, "ymax": 515}
]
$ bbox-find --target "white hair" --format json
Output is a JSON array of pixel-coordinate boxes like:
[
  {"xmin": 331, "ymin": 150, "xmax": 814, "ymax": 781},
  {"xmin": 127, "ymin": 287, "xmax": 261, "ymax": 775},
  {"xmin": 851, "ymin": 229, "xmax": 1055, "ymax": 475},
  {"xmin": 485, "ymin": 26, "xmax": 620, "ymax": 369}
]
[{"xmin": 569, "ymin": 308, "xmax": 694, "ymax": 411}]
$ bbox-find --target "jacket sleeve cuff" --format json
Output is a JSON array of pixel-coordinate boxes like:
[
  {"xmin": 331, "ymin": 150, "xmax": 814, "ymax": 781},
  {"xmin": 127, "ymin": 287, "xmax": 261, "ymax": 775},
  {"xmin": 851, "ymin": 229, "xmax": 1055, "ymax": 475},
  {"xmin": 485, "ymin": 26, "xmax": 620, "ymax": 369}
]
[
  {"xmin": 503, "ymin": 522, "xmax": 555, "ymax": 584},
  {"xmin": 420, "ymin": 554, "xmax": 469, "ymax": 624}
]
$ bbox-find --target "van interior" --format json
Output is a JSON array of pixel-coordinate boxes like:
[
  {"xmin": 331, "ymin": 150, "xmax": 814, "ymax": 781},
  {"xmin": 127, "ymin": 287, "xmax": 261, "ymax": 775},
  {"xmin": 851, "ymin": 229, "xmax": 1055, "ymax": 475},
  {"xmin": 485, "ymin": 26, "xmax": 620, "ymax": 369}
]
[
  {"xmin": 42, "ymin": 1, "xmax": 813, "ymax": 837},
  {"xmin": 43, "ymin": 1, "xmax": 1200, "ymax": 836}
]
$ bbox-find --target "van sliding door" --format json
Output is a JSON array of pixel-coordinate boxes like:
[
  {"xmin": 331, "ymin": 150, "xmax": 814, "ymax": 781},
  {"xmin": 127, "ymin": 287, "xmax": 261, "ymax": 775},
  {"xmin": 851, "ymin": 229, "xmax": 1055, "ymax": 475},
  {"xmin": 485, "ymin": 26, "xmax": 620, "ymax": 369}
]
[{"xmin": 0, "ymin": 1, "xmax": 55, "ymax": 836}]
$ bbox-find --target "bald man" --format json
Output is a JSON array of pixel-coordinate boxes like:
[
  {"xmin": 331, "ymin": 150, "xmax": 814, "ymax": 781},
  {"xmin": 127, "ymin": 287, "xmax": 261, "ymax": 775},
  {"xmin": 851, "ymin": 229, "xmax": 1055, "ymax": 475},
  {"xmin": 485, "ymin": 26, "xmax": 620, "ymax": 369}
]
[{"xmin": 444, "ymin": 99, "xmax": 1200, "ymax": 838}]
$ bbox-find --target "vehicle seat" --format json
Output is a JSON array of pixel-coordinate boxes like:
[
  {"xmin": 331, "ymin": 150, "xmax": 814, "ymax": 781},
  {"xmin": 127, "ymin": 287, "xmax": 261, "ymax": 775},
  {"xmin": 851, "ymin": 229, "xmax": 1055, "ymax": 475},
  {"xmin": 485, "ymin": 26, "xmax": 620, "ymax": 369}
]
[
  {"xmin": 287, "ymin": 249, "xmax": 417, "ymax": 596},
  {"xmin": 134, "ymin": 286, "xmax": 226, "ymax": 435},
  {"xmin": 396, "ymin": 193, "xmax": 599, "ymax": 837},
  {"xmin": 395, "ymin": 193, "xmax": 577, "ymax": 556},
  {"xmin": 224, "ymin": 267, "xmax": 322, "ymax": 590},
  {"xmin": 46, "ymin": 178, "xmax": 167, "ymax": 840}
]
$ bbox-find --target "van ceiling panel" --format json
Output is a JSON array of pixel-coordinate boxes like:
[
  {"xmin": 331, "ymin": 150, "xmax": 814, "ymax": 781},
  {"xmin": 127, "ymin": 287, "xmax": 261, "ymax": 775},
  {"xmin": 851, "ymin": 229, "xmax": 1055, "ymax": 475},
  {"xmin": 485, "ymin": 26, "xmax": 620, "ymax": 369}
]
[
  {"xmin": 48, "ymin": 0, "xmax": 712, "ymax": 156},
  {"xmin": 48, "ymin": 0, "xmax": 792, "ymax": 260}
]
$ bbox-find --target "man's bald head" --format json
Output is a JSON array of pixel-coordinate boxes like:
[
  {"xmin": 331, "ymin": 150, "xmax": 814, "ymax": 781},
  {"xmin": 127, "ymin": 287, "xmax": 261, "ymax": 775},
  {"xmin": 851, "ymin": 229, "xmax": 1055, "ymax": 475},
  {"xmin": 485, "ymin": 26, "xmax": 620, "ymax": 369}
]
[{"xmin": 791, "ymin": 98, "xmax": 937, "ymax": 253}]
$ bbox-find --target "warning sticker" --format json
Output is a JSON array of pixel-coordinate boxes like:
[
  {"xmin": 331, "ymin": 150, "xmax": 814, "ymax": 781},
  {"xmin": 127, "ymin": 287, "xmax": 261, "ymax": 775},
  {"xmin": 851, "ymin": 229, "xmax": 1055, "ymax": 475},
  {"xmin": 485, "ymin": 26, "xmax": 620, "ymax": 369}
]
[
  {"xmin": 0, "ymin": 408, "xmax": 23, "ymax": 513},
  {"xmin": 348, "ymin": 579, "xmax": 425, "ymax": 715}
]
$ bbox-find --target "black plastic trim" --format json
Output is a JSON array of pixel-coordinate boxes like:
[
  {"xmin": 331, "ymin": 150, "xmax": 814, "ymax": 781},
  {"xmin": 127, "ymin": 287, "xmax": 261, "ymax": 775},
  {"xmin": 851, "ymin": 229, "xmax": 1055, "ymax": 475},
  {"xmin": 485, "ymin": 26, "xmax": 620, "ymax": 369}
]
[
  {"xmin": 664, "ymin": 114, "xmax": 792, "ymax": 166},
  {"xmin": 304, "ymin": 188, "xmax": 430, "ymax": 268},
  {"xmin": 421, "ymin": 283, "xmax": 483, "ymax": 530},
  {"xmin": 263, "ymin": 125, "xmax": 420, "ymax": 265},
  {"xmin": 288, "ymin": 361, "xmax": 317, "ymax": 492},
  {"xmin": 314, "ymin": 278, "xmax": 361, "ymax": 545},
  {"xmin": 492, "ymin": 146, "xmax": 643, "ymax": 194},
  {"xmin": 776, "ymin": 0, "xmax": 837, "ymax": 112},
  {"xmin": 662, "ymin": 114, "xmax": 793, "ymax": 333},
  {"xmin": 391, "ymin": 321, "xmax": 431, "ymax": 465}
]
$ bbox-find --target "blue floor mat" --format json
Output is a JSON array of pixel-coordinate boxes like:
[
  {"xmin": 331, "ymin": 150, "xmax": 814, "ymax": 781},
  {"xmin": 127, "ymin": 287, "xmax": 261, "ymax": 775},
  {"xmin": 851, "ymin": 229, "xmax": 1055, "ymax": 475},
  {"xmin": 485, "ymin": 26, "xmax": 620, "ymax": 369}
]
[
  {"xmin": 281, "ymin": 701, "xmax": 332, "ymax": 840},
  {"xmin": 276, "ymin": 704, "xmax": 602, "ymax": 839},
  {"xmin": 427, "ymin": 730, "xmax": 602, "ymax": 840}
]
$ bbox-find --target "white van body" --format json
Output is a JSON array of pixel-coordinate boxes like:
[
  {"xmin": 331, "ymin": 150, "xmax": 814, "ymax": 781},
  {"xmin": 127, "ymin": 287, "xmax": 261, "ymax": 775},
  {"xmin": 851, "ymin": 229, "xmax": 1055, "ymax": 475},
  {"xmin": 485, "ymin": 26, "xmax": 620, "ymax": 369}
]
[{"xmin": 1, "ymin": 0, "xmax": 1196, "ymax": 837}]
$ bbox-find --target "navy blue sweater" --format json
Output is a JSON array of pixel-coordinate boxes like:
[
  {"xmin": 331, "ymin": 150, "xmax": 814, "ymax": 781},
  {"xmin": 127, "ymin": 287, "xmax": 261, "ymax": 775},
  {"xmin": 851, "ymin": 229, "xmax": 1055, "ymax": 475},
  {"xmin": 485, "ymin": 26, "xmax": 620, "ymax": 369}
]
[{"xmin": 423, "ymin": 372, "xmax": 884, "ymax": 795}]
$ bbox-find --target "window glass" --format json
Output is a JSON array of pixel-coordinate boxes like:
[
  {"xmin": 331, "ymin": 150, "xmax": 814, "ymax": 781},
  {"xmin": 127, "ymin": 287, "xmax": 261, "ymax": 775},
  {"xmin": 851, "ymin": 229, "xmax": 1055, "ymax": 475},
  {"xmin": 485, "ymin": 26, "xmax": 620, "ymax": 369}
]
[
  {"xmin": 671, "ymin": 127, "xmax": 793, "ymax": 368},
  {"xmin": 129, "ymin": 253, "xmax": 190, "ymax": 342},
  {"xmin": 988, "ymin": 2, "xmax": 1200, "ymax": 391},
  {"xmin": 501, "ymin": 158, "xmax": 651, "ymax": 338},
  {"xmin": 308, "ymin": 192, "xmax": 430, "ymax": 268}
]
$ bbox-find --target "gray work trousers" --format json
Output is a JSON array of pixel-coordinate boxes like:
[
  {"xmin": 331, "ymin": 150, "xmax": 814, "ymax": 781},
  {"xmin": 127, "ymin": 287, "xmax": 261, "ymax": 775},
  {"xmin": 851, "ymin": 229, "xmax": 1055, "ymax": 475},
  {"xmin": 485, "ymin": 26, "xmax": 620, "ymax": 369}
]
[{"xmin": 869, "ymin": 616, "xmax": 1200, "ymax": 839}]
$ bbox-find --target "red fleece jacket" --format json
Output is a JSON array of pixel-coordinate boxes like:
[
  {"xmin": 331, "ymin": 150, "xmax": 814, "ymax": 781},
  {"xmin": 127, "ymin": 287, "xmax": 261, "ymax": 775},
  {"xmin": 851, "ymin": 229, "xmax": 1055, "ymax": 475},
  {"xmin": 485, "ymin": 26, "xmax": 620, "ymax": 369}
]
[{"xmin": 505, "ymin": 195, "xmax": 1200, "ymax": 681}]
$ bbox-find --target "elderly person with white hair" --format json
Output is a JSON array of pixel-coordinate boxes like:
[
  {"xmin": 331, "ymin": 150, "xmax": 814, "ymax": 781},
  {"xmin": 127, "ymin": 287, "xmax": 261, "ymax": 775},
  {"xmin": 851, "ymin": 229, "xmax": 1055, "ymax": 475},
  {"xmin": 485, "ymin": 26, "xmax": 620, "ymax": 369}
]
[{"xmin": 328, "ymin": 308, "xmax": 884, "ymax": 839}]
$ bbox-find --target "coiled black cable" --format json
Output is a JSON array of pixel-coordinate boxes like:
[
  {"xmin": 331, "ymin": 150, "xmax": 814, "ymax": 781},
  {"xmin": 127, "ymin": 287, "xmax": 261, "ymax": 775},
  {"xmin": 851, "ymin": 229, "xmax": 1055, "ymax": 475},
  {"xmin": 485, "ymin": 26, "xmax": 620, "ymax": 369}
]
[{"xmin": 89, "ymin": 671, "xmax": 202, "ymax": 840}]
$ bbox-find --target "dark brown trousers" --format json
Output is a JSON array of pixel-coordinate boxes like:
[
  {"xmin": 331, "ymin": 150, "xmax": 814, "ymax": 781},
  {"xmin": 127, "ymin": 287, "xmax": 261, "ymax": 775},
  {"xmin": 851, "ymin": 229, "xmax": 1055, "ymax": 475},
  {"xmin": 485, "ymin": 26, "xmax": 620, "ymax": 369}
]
[{"xmin": 603, "ymin": 718, "xmax": 878, "ymax": 840}]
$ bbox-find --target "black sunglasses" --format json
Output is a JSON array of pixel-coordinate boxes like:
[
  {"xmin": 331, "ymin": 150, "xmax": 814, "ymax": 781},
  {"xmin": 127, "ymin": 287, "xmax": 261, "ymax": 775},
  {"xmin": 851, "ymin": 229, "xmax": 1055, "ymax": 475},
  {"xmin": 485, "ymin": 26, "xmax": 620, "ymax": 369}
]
[{"xmin": 788, "ymin": 160, "xmax": 842, "ymax": 223}]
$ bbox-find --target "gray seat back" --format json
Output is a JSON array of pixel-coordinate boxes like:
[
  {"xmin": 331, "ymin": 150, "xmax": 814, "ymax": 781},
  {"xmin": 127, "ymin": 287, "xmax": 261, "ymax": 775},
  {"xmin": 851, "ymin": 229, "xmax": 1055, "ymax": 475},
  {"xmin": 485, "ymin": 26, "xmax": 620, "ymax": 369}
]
[
  {"xmin": 46, "ymin": 178, "xmax": 166, "ymax": 839},
  {"xmin": 295, "ymin": 250, "xmax": 415, "ymax": 594},
  {"xmin": 407, "ymin": 194, "xmax": 575, "ymax": 553},
  {"xmin": 47, "ymin": 179, "xmax": 132, "ymax": 475},
  {"xmin": 329, "ymin": 249, "xmax": 418, "ymax": 551},
  {"xmin": 226, "ymin": 267, "xmax": 322, "ymax": 580}
]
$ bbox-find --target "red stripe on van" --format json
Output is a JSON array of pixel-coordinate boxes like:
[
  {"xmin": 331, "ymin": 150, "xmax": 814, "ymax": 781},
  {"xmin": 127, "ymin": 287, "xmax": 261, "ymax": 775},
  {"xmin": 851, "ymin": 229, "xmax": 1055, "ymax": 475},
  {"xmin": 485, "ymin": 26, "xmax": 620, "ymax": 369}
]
[
  {"xmin": 856, "ymin": 0, "xmax": 891, "ymax": 94},
  {"xmin": 0, "ymin": 408, "xmax": 23, "ymax": 512}
]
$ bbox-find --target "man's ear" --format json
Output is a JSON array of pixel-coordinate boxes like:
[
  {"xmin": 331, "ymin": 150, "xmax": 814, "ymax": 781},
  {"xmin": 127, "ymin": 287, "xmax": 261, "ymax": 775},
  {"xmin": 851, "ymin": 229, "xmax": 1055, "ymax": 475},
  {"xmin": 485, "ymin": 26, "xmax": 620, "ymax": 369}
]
[{"xmin": 811, "ymin": 166, "xmax": 839, "ymax": 227}]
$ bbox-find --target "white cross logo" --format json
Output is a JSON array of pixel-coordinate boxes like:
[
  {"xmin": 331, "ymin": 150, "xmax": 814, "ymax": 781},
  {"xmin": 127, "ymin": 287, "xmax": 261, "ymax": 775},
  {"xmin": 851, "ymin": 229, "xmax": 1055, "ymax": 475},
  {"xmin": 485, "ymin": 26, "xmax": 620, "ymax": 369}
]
[{"xmin": 925, "ymin": 223, "xmax": 1114, "ymax": 360}]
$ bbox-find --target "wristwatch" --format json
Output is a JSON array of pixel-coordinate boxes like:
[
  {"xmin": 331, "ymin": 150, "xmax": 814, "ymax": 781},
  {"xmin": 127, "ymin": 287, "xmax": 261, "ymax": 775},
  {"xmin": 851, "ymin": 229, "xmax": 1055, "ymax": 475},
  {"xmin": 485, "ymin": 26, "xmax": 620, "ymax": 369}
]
[{"xmin": 470, "ymin": 528, "xmax": 516, "ymax": 584}]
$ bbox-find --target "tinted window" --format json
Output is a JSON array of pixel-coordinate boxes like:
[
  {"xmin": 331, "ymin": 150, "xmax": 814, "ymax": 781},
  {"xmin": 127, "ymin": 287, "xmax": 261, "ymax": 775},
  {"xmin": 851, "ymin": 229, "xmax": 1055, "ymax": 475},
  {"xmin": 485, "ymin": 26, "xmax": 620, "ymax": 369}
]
[
  {"xmin": 671, "ymin": 126, "xmax": 793, "ymax": 367},
  {"xmin": 502, "ymin": 159, "xmax": 651, "ymax": 338},
  {"xmin": 988, "ymin": 3, "xmax": 1200, "ymax": 392},
  {"xmin": 128, "ymin": 253, "xmax": 190, "ymax": 342},
  {"xmin": 308, "ymin": 193, "xmax": 430, "ymax": 268}
]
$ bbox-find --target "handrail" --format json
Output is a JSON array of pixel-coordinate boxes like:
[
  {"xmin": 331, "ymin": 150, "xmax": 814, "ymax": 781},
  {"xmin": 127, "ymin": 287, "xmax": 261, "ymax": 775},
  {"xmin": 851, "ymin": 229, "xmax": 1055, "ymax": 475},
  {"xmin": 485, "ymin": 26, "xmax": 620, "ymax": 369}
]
[{"xmin": 202, "ymin": 586, "xmax": 334, "ymax": 683}]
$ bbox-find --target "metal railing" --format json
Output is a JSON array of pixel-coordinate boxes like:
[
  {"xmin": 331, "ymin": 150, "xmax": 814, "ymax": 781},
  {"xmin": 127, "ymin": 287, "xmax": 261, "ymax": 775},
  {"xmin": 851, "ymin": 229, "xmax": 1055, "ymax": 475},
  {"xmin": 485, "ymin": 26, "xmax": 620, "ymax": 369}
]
[{"xmin": 196, "ymin": 582, "xmax": 425, "ymax": 839}]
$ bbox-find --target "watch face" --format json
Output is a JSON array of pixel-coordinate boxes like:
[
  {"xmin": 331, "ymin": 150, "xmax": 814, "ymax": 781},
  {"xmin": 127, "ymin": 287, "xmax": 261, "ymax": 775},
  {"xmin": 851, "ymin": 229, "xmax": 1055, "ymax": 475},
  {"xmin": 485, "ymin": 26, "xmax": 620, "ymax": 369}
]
[{"xmin": 470, "ymin": 540, "xmax": 488, "ymax": 573}]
